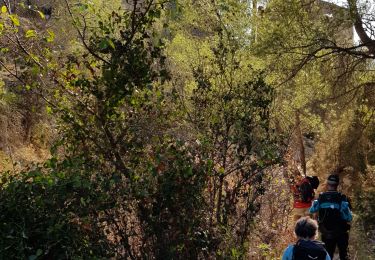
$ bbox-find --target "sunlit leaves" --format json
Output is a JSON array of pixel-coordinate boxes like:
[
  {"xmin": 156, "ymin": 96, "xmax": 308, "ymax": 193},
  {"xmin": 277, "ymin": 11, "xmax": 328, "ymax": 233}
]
[
  {"xmin": 37, "ymin": 10, "xmax": 45, "ymax": 20},
  {"xmin": 107, "ymin": 38, "xmax": 115, "ymax": 49},
  {"xmin": 45, "ymin": 30, "xmax": 55, "ymax": 42},
  {"xmin": 25, "ymin": 30, "xmax": 37, "ymax": 38},
  {"xmin": 46, "ymin": 106, "xmax": 53, "ymax": 114},
  {"xmin": 9, "ymin": 15, "xmax": 20, "ymax": 26}
]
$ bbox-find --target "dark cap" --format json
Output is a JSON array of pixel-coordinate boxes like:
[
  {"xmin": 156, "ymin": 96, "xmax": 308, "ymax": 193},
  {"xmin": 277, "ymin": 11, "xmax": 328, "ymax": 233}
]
[{"xmin": 327, "ymin": 174, "xmax": 339, "ymax": 185}]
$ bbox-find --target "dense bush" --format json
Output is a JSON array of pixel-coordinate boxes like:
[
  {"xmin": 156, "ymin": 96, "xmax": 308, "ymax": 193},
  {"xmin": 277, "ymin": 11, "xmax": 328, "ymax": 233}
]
[
  {"xmin": 0, "ymin": 158, "xmax": 112, "ymax": 259},
  {"xmin": 0, "ymin": 141, "xmax": 211, "ymax": 258}
]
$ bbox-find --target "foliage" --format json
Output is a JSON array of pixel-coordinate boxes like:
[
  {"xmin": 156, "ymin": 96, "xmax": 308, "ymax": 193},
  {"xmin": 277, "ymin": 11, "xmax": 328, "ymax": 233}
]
[
  {"xmin": 0, "ymin": 140, "xmax": 210, "ymax": 258},
  {"xmin": 353, "ymin": 166, "xmax": 375, "ymax": 257},
  {"xmin": 166, "ymin": 0, "xmax": 280, "ymax": 256},
  {"xmin": 1, "ymin": 0, "xmax": 374, "ymax": 258},
  {"xmin": 0, "ymin": 2, "xmax": 57, "ymax": 145},
  {"xmin": 135, "ymin": 139, "xmax": 210, "ymax": 258},
  {"xmin": 0, "ymin": 0, "xmax": 278, "ymax": 258},
  {"xmin": 0, "ymin": 158, "xmax": 112, "ymax": 259}
]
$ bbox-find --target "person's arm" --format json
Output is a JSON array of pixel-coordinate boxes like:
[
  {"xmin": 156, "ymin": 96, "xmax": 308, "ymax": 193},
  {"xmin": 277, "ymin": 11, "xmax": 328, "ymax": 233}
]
[
  {"xmin": 326, "ymin": 252, "xmax": 331, "ymax": 260},
  {"xmin": 309, "ymin": 199, "xmax": 319, "ymax": 213},
  {"xmin": 340, "ymin": 201, "xmax": 353, "ymax": 222},
  {"xmin": 281, "ymin": 245, "xmax": 293, "ymax": 260},
  {"xmin": 344, "ymin": 195, "xmax": 353, "ymax": 210}
]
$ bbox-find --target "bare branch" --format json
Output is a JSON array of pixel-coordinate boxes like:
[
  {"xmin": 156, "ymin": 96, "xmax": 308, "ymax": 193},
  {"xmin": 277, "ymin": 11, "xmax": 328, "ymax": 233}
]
[{"xmin": 63, "ymin": 0, "xmax": 111, "ymax": 66}]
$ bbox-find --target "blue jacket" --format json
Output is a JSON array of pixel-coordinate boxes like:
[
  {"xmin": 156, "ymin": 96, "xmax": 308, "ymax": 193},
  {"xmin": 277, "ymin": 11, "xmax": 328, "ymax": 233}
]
[{"xmin": 282, "ymin": 244, "xmax": 331, "ymax": 260}]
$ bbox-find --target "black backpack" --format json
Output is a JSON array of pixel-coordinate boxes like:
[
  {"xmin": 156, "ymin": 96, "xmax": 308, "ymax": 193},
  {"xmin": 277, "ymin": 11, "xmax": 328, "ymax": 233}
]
[
  {"xmin": 318, "ymin": 192, "xmax": 350, "ymax": 234},
  {"xmin": 307, "ymin": 176, "xmax": 320, "ymax": 190},
  {"xmin": 298, "ymin": 178, "xmax": 314, "ymax": 203},
  {"xmin": 293, "ymin": 239, "xmax": 327, "ymax": 260}
]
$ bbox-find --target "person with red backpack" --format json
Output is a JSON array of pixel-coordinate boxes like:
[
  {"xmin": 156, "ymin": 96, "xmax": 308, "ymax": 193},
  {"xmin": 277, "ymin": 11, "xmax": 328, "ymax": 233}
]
[
  {"xmin": 291, "ymin": 175, "xmax": 320, "ymax": 221},
  {"xmin": 282, "ymin": 216, "xmax": 331, "ymax": 260},
  {"xmin": 309, "ymin": 174, "xmax": 352, "ymax": 260}
]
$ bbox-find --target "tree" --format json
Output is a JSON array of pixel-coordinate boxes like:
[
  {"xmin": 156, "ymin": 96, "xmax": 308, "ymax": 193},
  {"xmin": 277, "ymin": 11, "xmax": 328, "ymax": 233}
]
[
  {"xmin": 166, "ymin": 0, "xmax": 280, "ymax": 256},
  {"xmin": 254, "ymin": 0, "xmax": 375, "ymax": 158}
]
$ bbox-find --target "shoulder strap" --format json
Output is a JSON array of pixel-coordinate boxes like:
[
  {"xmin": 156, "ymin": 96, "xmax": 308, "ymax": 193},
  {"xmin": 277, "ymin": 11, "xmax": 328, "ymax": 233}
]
[{"xmin": 318, "ymin": 192, "xmax": 324, "ymax": 201}]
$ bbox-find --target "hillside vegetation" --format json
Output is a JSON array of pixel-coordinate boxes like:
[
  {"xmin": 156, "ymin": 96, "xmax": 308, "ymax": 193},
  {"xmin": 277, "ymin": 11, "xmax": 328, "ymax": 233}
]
[{"xmin": 0, "ymin": 0, "xmax": 374, "ymax": 258}]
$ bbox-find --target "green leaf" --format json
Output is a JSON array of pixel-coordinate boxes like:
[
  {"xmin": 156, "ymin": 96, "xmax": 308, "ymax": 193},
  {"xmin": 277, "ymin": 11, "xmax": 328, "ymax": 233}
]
[
  {"xmin": 184, "ymin": 167, "xmax": 193, "ymax": 177},
  {"xmin": 151, "ymin": 9, "xmax": 161, "ymax": 18},
  {"xmin": 77, "ymin": 3, "xmax": 89, "ymax": 12},
  {"xmin": 257, "ymin": 160, "xmax": 264, "ymax": 167},
  {"xmin": 45, "ymin": 30, "xmax": 55, "ymax": 42},
  {"xmin": 107, "ymin": 39, "xmax": 115, "ymax": 49},
  {"xmin": 9, "ymin": 15, "xmax": 20, "ymax": 26},
  {"xmin": 99, "ymin": 39, "xmax": 108, "ymax": 50},
  {"xmin": 46, "ymin": 106, "xmax": 52, "ymax": 114},
  {"xmin": 25, "ymin": 30, "xmax": 37, "ymax": 38},
  {"xmin": 29, "ymin": 54, "xmax": 40, "ymax": 63},
  {"xmin": 1, "ymin": 6, "xmax": 7, "ymax": 13},
  {"xmin": 37, "ymin": 10, "xmax": 45, "ymax": 19}
]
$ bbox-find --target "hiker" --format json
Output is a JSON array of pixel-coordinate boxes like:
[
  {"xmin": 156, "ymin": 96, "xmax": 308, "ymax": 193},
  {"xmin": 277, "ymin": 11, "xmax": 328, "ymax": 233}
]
[
  {"xmin": 309, "ymin": 174, "xmax": 352, "ymax": 260},
  {"xmin": 291, "ymin": 175, "xmax": 320, "ymax": 221},
  {"xmin": 282, "ymin": 216, "xmax": 331, "ymax": 260}
]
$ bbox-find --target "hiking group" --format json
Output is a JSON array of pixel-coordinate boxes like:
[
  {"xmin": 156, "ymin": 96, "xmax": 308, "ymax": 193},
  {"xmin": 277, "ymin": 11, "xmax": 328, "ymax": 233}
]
[{"xmin": 282, "ymin": 174, "xmax": 353, "ymax": 260}]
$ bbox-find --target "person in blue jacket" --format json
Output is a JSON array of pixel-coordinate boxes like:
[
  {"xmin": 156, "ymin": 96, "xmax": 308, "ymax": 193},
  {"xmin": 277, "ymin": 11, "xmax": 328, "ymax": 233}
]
[
  {"xmin": 282, "ymin": 217, "xmax": 331, "ymax": 260},
  {"xmin": 309, "ymin": 174, "xmax": 352, "ymax": 260}
]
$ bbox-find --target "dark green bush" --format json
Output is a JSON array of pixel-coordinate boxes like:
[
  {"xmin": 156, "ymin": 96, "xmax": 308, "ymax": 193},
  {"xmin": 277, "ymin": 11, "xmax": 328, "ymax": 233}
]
[{"xmin": 0, "ymin": 158, "xmax": 113, "ymax": 259}]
